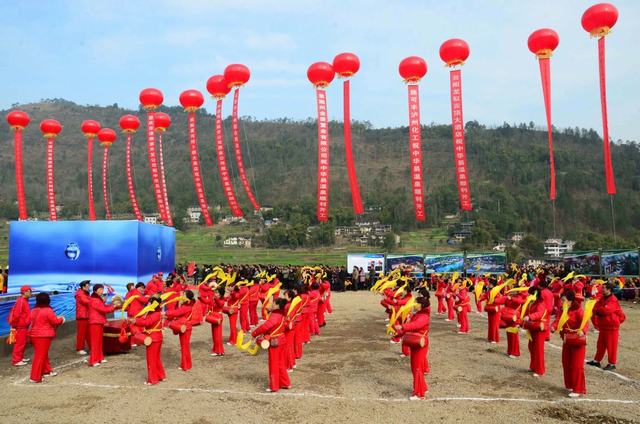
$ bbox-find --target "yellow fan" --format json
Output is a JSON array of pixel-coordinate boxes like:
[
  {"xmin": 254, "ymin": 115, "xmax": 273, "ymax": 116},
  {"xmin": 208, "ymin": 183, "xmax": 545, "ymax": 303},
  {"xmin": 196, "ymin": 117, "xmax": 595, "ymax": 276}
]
[
  {"xmin": 562, "ymin": 271, "xmax": 575, "ymax": 282},
  {"xmin": 287, "ymin": 296, "xmax": 302, "ymax": 317},
  {"xmin": 246, "ymin": 343, "xmax": 260, "ymax": 355},
  {"xmin": 135, "ymin": 301, "xmax": 159, "ymax": 318},
  {"xmin": 506, "ymin": 287, "xmax": 529, "ymax": 295},
  {"xmin": 399, "ymin": 297, "xmax": 417, "ymax": 323},
  {"xmin": 121, "ymin": 295, "xmax": 140, "ymax": 313},
  {"xmin": 474, "ymin": 280, "xmax": 485, "ymax": 299},
  {"xmin": 160, "ymin": 292, "xmax": 174, "ymax": 301},
  {"xmin": 386, "ymin": 308, "xmax": 398, "ymax": 334},
  {"xmin": 451, "ymin": 272, "xmax": 459, "ymax": 283},
  {"xmin": 162, "ymin": 296, "xmax": 188, "ymax": 308},
  {"xmin": 488, "ymin": 282, "xmax": 508, "ymax": 304},
  {"xmin": 579, "ymin": 299, "xmax": 598, "ymax": 331},
  {"xmin": 520, "ymin": 294, "xmax": 537, "ymax": 320},
  {"xmin": 393, "ymin": 282, "xmax": 408, "ymax": 298},
  {"xmin": 556, "ymin": 300, "xmax": 570, "ymax": 332}
]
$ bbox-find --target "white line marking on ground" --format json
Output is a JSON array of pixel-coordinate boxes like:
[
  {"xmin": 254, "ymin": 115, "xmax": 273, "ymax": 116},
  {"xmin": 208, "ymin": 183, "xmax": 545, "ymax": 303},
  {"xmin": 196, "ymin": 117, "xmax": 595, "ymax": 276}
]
[{"xmin": 11, "ymin": 380, "xmax": 639, "ymax": 405}]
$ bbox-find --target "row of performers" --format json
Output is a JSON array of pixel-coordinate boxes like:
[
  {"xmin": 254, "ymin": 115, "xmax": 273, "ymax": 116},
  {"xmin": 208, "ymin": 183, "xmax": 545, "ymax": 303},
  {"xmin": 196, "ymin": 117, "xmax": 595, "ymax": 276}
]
[
  {"xmin": 375, "ymin": 272, "xmax": 626, "ymax": 400},
  {"xmin": 8, "ymin": 271, "xmax": 332, "ymax": 391}
]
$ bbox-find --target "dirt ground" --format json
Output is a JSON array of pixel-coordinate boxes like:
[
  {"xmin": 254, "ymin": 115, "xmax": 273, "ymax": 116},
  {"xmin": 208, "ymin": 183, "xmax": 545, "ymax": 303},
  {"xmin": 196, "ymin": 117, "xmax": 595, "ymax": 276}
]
[{"xmin": 1, "ymin": 292, "xmax": 639, "ymax": 424}]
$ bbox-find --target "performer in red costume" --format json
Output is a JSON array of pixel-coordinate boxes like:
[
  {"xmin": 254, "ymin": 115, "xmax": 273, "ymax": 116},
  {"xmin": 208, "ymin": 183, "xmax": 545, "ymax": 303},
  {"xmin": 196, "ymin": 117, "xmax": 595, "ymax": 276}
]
[
  {"xmin": 587, "ymin": 282, "xmax": 626, "ymax": 371},
  {"xmin": 226, "ymin": 283, "xmax": 241, "ymax": 345},
  {"xmin": 308, "ymin": 282, "xmax": 321, "ymax": 336},
  {"xmin": 504, "ymin": 289, "xmax": 526, "ymax": 358},
  {"xmin": 293, "ymin": 284, "xmax": 308, "ymax": 359},
  {"xmin": 88, "ymin": 284, "xmax": 120, "ymax": 366},
  {"xmin": 28, "ymin": 293, "xmax": 65, "ymax": 383},
  {"xmin": 9, "ymin": 285, "xmax": 32, "ymax": 366},
  {"xmin": 394, "ymin": 293, "xmax": 431, "ymax": 400},
  {"xmin": 130, "ymin": 295, "xmax": 165, "ymax": 385},
  {"xmin": 252, "ymin": 297, "xmax": 291, "ymax": 392},
  {"xmin": 552, "ymin": 290, "xmax": 588, "ymax": 397},
  {"xmin": 248, "ymin": 281, "xmax": 260, "ymax": 327},
  {"xmin": 481, "ymin": 280, "xmax": 505, "ymax": 343},
  {"xmin": 238, "ymin": 283, "xmax": 251, "ymax": 332},
  {"xmin": 523, "ymin": 286, "xmax": 548, "ymax": 377},
  {"xmin": 445, "ymin": 279, "xmax": 455, "ymax": 321},
  {"xmin": 454, "ymin": 285, "xmax": 471, "ymax": 334},
  {"xmin": 125, "ymin": 282, "xmax": 148, "ymax": 338},
  {"xmin": 392, "ymin": 286, "xmax": 412, "ymax": 345},
  {"xmin": 284, "ymin": 289, "xmax": 302, "ymax": 371},
  {"xmin": 317, "ymin": 278, "xmax": 331, "ymax": 327},
  {"xmin": 74, "ymin": 281, "xmax": 91, "ymax": 355},
  {"xmin": 434, "ymin": 276, "xmax": 447, "ymax": 315},
  {"xmin": 165, "ymin": 290, "xmax": 195, "ymax": 371},
  {"xmin": 539, "ymin": 279, "xmax": 554, "ymax": 341}
]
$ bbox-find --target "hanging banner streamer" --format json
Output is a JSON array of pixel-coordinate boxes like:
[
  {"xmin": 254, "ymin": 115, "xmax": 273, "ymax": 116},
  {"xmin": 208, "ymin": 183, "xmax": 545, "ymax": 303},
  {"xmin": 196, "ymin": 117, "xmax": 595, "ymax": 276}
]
[
  {"xmin": 14, "ymin": 129, "xmax": 27, "ymax": 220},
  {"xmin": 449, "ymin": 70, "xmax": 473, "ymax": 210},
  {"xmin": 342, "ymin": 79, "xmax": 364, "ymax": 215},
  {"xmin": 157, "ymin": 132, "xmax": 173, "ymax": 226},
  {"xmin": 215, "ymin": 100, "xmax": 243, "ymax": 217},
  {"xmin": 188, "ymin": 113, "xmax": 214, "ymax": 226},
  {"xmin": 87, "ymin": 137, "xmax": 96, "ymax": 220},
  {"xmin": 538, "ymin": 59, "xmax": 557, "ymax": 200},
  {"xmin": 102, "ymin": 147, "xmax": 111, "ymax": 220},
  {"xmin": 45, "ymin": 138, "xmax": 57, "ymax": 221},
  {"xmin": 146, "ymin": 113, "xmax": 166, "ymax": 221},
  {"xmin": 125, "ymin": 134, "xmax": 143, "ymax": 221},
  {"xmin": 316, "ymin": 89, "xmax": 330, "ymax": 222},
  {"xmin": 407, "ymin": 85, "xmax": 425, "ymax": 221},
  {"xmin": 232, "ymin": 89, "xmax": 261, "ymax": 211},
  {"xmin": 598, "ymin": 37, "xmax": 615, "ymax": 195}
]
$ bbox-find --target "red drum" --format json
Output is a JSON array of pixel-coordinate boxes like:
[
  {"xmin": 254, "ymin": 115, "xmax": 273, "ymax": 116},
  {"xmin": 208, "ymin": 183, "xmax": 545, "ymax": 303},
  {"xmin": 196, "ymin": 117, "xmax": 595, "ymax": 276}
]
[
  {"xmin": 484, "ymin": 304, "xmax": 499, "ymax": 313},
  {"xmin": 168, "ymin": 321, "xmax": 187, "ymax": 335},
  {"xmin": 563, "ymin": 332, "xmax": 587, "ymax": 346},
  {"xmin": 205, "ymin": 312, "xmax": 223, "ymax": 325},
  {"xmin": 258, "ymin": 337, "xmax": 270, "ymax": 349},
  {"xmin": 523, "ymin": 320, "xmax": 544, "ymax": 332},
  {"xmin": 401, "ymin": 332, "xmax": 427, "ymax": 348},
  {"xmin": 103, "ymin": 319, "xmax": 131, "ymax": 354},
  {"xmin": 500, "ymin": 308, "xmax": 518, "ymax": 325},
  {"xmin": 131, "ymin": 332, "xmax": 152, "ymax": 347},
  {"xmin": 223, "ymin": 306, "xmax": 237, "ymax": 315}
]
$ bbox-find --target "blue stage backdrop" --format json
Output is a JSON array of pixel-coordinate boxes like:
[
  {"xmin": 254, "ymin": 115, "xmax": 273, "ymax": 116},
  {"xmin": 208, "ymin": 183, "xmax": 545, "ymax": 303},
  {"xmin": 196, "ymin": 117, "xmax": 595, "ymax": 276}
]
[{"xmin": 7, "ymin": 220, "xmax": 175, "ymax": 296}]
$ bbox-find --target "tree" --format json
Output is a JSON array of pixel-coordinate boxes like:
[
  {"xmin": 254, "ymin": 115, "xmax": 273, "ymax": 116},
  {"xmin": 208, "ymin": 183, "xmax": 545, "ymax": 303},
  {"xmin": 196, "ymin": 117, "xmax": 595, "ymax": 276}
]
[
  {"xmin": 172, "ymin": 209, "xmax": 187, "ymax": 232},
  {"xmin": 383, "ymin": 232, "xmax": 397, "ymax": 251},
  {"xmin": 518, "ymin": 235, "xmax": 544, "ymax": 257}
]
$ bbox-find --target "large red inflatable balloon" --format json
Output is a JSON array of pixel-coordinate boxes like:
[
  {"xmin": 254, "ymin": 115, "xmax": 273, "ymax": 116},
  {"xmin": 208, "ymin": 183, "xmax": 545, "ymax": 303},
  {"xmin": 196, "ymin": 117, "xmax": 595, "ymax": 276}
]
[
  {"xmin": 81, "ymin": 120, "xmax": 101, "ymax": 220},
  {"xmin": 7, "ymin": 110, "xmax": 30, "ymax": 220},
  {"xmin": 40, "ymin": 119, "xmax": 62, "ymax": 221},
  {"xmin": 224, "ymin": 64, "xmax": 250, "ymax": 88},
  {"xmin": 439, "ymin": 39, "xmax": 470, "ymax": 66},
  {"xmin": 307, "ymin": 62, "xmax": 335, "ymax": 88},
  {"xmin": 139, "ymin": 88, "xmax": 164, "ymax": 109},
  {"xmin": 180, "ymin": 89, "xmax": 214, "ymax": 226},
  {"xmin": 582, "ymin": 3, "xmax": 618, "ymax": 37},
  {"xmin": 332, "ymin": 53, "xmax": 363, "ymax": 215},
  {"xmin": 206, "ymin": 75, "xmax": 243, "ymax": 217},
  {"xmin": 527, "ymin": 29, "xmax": 559, "ymax": 58},
  {"xmin": 398, "ymin": 56, "xmax": 427, "ymax": 82},
  {"xmin": 97, "ymin": 128, "xmax": 116, "ymax": 220},
  {"xmin": 119, "ymin": 115, "xmax": 143, "ymax": 221}
]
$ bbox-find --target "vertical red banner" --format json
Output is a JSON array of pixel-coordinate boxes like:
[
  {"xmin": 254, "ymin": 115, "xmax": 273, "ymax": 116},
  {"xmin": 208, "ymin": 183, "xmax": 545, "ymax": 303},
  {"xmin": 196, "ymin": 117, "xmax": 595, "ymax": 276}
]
[
  {"xmin": 342, "ymin": 79, "xmax": 364, "ymax": 215},
  {"xmin": 538, "ymin": 59, "xmax": 557, "ymax": 200},
  {"xmin": 125, "ymin": 134, "xmax": 143, "ymax": 221},
  {"xmin": 316, "ymin": 89, "xmax": 330, "ymax": 222},
  {"xmin": 232, "ymin": 89, "xmax": 261, "ymax": 210},
  {"xmin": 215, "ymin": 99, "xmax": 243, "ymax": 217},
  {"xmin": 598, "ymin": 37, "xmax": 616, "ymax": 195},
  {"xmin": 157, "ymin": 133, "xmax": 173, "ymax": 226},
  {"xmin": 407, "ymin": 85, "xmax": 425, "ymax": 221},
  {"xmin": 146, "ymin": 112, "xmax": 166, "ymax": 221},
  {"xmin": 87, "ymin": 137, "xmax": 96, "ymax": 220},
  {"xmin": 102, "ymin": 147, "xmax": 111, "ymax": 220},
  {"xmin": 14, "ymin": 130, "xmax": 27, "ymax": 220},
  {"xmin": 188, "ymin": 112, "xmax": 213, "ymax": 226},
  {"xmin": 45, "ymin": 138, "xmax": 57, "ymax": 221},
  {"xmin": 449, "ymin": 70, "xmax": 473, "ymax": 210}
]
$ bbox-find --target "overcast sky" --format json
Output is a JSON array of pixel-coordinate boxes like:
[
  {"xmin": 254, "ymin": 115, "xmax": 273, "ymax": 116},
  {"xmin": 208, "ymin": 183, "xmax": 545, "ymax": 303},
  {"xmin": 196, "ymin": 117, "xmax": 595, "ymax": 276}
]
[{"xmin": 1, "ymin": 0, "xmax": 638, "ymax": 141}]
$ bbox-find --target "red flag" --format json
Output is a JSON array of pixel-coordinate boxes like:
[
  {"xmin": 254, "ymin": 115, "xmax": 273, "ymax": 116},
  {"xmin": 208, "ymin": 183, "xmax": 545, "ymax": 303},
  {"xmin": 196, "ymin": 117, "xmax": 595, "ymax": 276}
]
[
  {"xmin": 146, "ymin": 112, "xmax": 167, "ymax": 221},
  {"xmin": 407, "ymin": 85, "xmax": 425, "ymax": 221},
  {"xmin": 45, "ymin": 138, "xmax": 57, "ymax": 221},
  {"xmin": 187, "ymin": 262, "xmax": 196, "ymax": 277},
  {"xmin": 449, "ymin": 70, "xmax": 473, "ymax": 210},
  {"xmin": 316, "ymin": 89, "xmax": 330, "ymax": 222},
  {"xmin": 14, "ymin": 129, "xmax": 28, "ymax": 220},
  {"xmin": 598, "ymin": 37, "xmax": 616, "ymax": 195},
  {"xmin": 187, "ymin": 112, "xmax": 214, "ymax": 226},
  {"xmin": 538, "ymin": 58, "xmax": 557, "ymax": 200},
  {"xmin": 102, "ymin": 146, "xmax": 111, "ymax": 220},
  {"xmin": 125, "ymin": 133, "xmax": 143, "ymax": 221},
  {"xmin": 215, "ymin": 99, "xmax": 243, "ymax": 217}
]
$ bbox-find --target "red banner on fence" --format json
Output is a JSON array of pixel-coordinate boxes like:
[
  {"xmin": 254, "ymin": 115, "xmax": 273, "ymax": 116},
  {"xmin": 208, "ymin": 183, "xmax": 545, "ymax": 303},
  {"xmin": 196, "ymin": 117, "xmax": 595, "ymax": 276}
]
[
  {"xmin": 215, "ymin": 99, "xmax": 243, "ymax": 217},
  {"xmin": 188, "ymin": 112, "xmax": 213, "ymax": 226},
  {"xmin": 125, "ymin": 133, "xmax": 143, "ymax": 221},
  {"xmin": 316, "ymin": 89, "xmax": 330, "ymax": 222},
  {"xmin": 102, "ymin": 147, "xmax": 111, "ymax": 220},
  {"xmin": 87, "ymin": 137, "xmax": 96, "ymax": 220},
  {"xmin": 538, "ymin": 58, "xmax": 557, "ymax": 201},
  {"xmin": 449, "ymin": 70, "xmax": 472, "ymax": 211},
  {"xmin": 232, "ymin": 89, "xmax": 260, "ymax": 210},
  {"xmin": 598, "ymin": 37, "xmax": 616, "ymax": 195},
  {"xmin": 146, "ymin": 112, "xmax": 167, "ymax": 221},
  {"xmin": 157, "ymin": 133, "xmax": 173, "ymax": 226},
  {"xmin": 45, "ymin": 138, "xmax": 57, "ymax": 221},
  {"xmin": 407, "ymin": 84, "xmax": 425, "ymax": 221},
  {"xmin": 15, "ymin": 129, "xmax": 27, "ymax": 220}
]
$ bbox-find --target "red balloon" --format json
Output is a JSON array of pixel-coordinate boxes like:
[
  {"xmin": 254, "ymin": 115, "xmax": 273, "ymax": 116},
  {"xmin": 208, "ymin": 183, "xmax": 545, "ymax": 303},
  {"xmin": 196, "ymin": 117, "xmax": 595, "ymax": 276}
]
[
  {"xmin": 399, "ymin": 56, "xmax": 427, "ymax": 82},
  {"xmin": 119, "ymin": 114, "xmax": 141, "ymax": 133},
  {"xmin": 81, "ymin": 120, "xmax": 101, "ymax": 137},
  {"xmin": 154, "ymin": 112, "xmax": 171, "ymax": 131},
  {"xmin": 139, "ymin": 88, "xmax": 164, "ymax": 109},
  {"xmin": 527, "ymin": 29, "xmax": 559, "ymax": 58},
  {"xmin": 6, "ymin": 110, "xmax": 30, "ymax": 129},
  {"xmin": 439, "ymin": 39, "xmax": 470, "ymax": 66},
  {"xmin": 206, "ymin": 75, "xmax": 231, "ymax": 99},
  {"xmin": 97, "ymin": 128, "xmax": 117, "ymax": 145},
  {"xmin": 582, "ymin": 3, "xmax": 618, "ymax": 36},
  {"xmin": 179, "ymin": 89, "xmax": 205, "ymax": 111},
  {"xmin": 333, "ymin": 53, "xmax": 360, "ymax": 77},
  {"xmin": 307, "ymin": 62, "xmax": 335, "ymax": 88},
  {"xmin": 224, "ymin": 64, "xmax": 251, "ymax": 88},
  {"xmin": 40, "ymin": 119, "xmax": 62, "ymax": 137}
]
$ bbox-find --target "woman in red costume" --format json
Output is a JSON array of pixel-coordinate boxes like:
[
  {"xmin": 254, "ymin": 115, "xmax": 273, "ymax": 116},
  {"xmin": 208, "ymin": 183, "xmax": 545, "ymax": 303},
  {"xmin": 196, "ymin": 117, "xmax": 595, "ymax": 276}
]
[
  {"xmin": 164, "ymin": 290, "xmax": 195, "ymax": 371},
  {"xmin": 252, "ymin": 297, "xmax": 291, "ymax": 392},
  {"xmin": 88, "ymin": 284, "xmax": 121, "ymax": 366},
  {"xmin": 28, "ymin": 293, "xmax": 65, "ymax": 383},
  {"xmin": 130, "ymin": 295, "xmax": 165, "ymax": 385},
  {"xmin": 522, "ymin": 286, "xmax": 548, "ymax": 377}
]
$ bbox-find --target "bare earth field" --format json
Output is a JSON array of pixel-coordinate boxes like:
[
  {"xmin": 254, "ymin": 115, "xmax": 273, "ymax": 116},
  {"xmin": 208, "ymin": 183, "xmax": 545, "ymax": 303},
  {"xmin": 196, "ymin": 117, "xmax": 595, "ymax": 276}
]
[{"xmin": 1, "ymin": 292, "xmax": 639, "ymax": 424}]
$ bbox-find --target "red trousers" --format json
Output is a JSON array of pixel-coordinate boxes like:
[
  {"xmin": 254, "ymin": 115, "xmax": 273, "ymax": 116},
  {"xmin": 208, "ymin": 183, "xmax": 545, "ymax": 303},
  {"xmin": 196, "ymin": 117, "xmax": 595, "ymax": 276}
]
[
  {"xmin": 301, "ymin": 313, "xmax": 311, "ymax": 343},
  {"xmin": 562, "ymin": 342, "xmax": 586, "ymax": 394},
  {"xmin": 594, "ymin": 328, "xmax": 619, "ymax": 365},
  {"xmin": 30, "ymin": 337, "xmax": 53, "ymax": 382},
  {"xmin": 76, "ymin": 319, "xmax": 88, "ymax": 352},
  {"xmin": 325, "ymin": 298, "xmax": 332, "ymax": 314},
  {"xmin": 293, "ymin": 323, "xmax": 304, "ymax": 359},
  {"xmin": 88, "ymin": 324, "xmax": 105, "ymax": 366},
  {"xmin": 178, "ymin": 328, "xmax": 192, "ymax": 371},
  {"xmin": 402, "ymin": 342, "xmax": 410, "ymax": 356},
  {"xmin": 145, "ymin": 339, "xmax": 166, "ymax": 384},
  {"xmin": 240, "ymin": 305, "xmax": 250, "ymax": 332},
  {"xmin": 447, "ymin": 297, "xmax": 455, "ymax": 320},
  {"xmin": 410, "ymin": 344, "xmax": 429, "ymax": 397},
  {"xmin": 476, "ymin": 299, "xmax": 483, "ymax": 313},
  {"xmin": 309, "ymin": 311, "xmax": 320, "ymax": 336},
  {"xmin": 528, "ymin": 331, "xmax": 546, "ymax": 375},
  {"xmin": 506, "ymin": 329, "xmax": 520, "ymax": 356},
  {"xmin": 249, "ymin": 301, "xmax": 259, "ymax": 326},
  {"xmin": 436, "ymin": 296, "xmax": 446, "ymax": 314},
  {"xmin": 317, "ymin": 301, "xmax": 326, "ymax": 326},
  {"xmin": 457, "ymin": 310, "xmax": 469, "ymax": 333},
  {"xmin": 12, "ymin": 327, "xmax": 28, "ymax": 365},
  {"xmin": 267, "ymin": 344, "xmax": 291, "ymax": 392},
  {"xmin": 211, "ymin": 323, "xmax": 224, "ymax": 355},
  {"xmin": 285, "ymin": 329, "xmax": 296, "ymax": 370},
  {"xmin": 227, "ymin": 313, "xmax": 238, "ymax": 344},
  {"xmin": 487, "ymin": 311, "xmax": 500, "ymax": 342}
]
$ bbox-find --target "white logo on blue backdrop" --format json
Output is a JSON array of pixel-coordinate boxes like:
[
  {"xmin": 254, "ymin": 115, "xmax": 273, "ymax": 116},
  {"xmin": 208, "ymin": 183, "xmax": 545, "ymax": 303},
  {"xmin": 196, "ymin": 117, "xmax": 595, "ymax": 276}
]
[{"xmin": 64, "ymin": 242, "xmax": 80, "ymax": 260}]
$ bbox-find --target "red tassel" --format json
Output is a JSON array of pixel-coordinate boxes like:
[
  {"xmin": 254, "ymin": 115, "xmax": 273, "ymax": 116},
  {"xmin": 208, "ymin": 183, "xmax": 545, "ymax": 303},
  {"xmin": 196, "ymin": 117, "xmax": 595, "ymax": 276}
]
[
  {"xmin": 125, "ymin": 133, "xmax": 143, "ymax": 221},
  {"xmin": 146, "ymin": 112, "xmax": 167, "ymax": 221},
  {"xmin": 187, "ymin": 112, "xmax": 213, "ymax": 226},
  {"xmin": 598, "ymin": 37, "xmax": 616, "ymax": 195},
  {"xmin": 538, "ymin": 58, "xmax": 557, "ymax": 201},
  {"xmin": 102, "ymin": 146, "xmax": 111, "ymax": 220},
  {"xmin": 232, "ymin": 89, "xmax": 260, "ymax": 210},
  {"xmin": 342, "ymin": 79, "xmax": 364, "ymax": 215},
  {"xmin": 14, "ymin": 129, "xmax": 27, "ymax": 220},
  {"xmin": 215, "ymin": 99, "xmax": 243, "ymax": 217}
]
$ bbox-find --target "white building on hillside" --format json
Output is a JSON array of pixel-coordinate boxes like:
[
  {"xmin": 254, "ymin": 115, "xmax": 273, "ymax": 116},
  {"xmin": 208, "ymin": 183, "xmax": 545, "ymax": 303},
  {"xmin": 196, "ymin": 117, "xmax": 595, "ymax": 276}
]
[
  {"xmin": 544, "ymin": 238, "xmax": 575, "ymax": 258},
  {"xmin": 223, "ymin": 237, "xmax": 252, "ymax": 248},
  {"xmin": 185, "ymin": 207, "xmax": 202, "ymax": 223},
  {"xmin": 144, "ymin": 213, "xmax": 161, "ymax": 225}
]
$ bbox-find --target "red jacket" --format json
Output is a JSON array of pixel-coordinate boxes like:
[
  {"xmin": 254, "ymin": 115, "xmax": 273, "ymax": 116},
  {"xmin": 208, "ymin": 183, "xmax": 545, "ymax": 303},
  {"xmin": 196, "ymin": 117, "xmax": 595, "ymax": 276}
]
[
  {"xmin": 248, "ymin": 284, "xmax": 260, "ymax": 302},
  {"xmin": 552, "ymin": 301, "xmax": 586, "ymax": 337},
  {"xmin": 401, "ymin": 308, "xmax": 430, "ymax": 334},
  {"xmin": 29, "ymin": 306, "xmax": 63, "ymax": 338},
  {"xmin": 88, "ymin": 294, "xmax": 115, "ymax": 325},
  {"xmin": 9, "ymin": 297, "xmax": 31, "ymax": 329},
  {"xmin": 525, "ymin": 300, "xmax": 547, "ymax": 323},
  {"xmin": 252, "ymin": 309, "xmax": 286, "ymax": 345},
  {"xmin": 75, "ymin": 289, "xmax": 91, "ymax": 319},
  {"xmin": 308, "ymin": 290, "xmax": 320, "ymax": 312},
  {"xmin": 165, "ymin": 302, "xmax": 194, "ymax": 324},
  {"xmin": 540, "ymin": 288, "xmax": 554, "ymax": 320},
  {"xmin": 593, "ymin": 295, "xmax": 626, "ymax": 330},
  {"xmin": 135, "ymin": 311, "xmax": 163, "ymax": 342},
  {"xmin": 125, "ymin": 289, "xmax": 148, "ymax": 318},
  {"xmin": 454, "ymin": 288, "xmax": 471, "ymax": 313}
]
